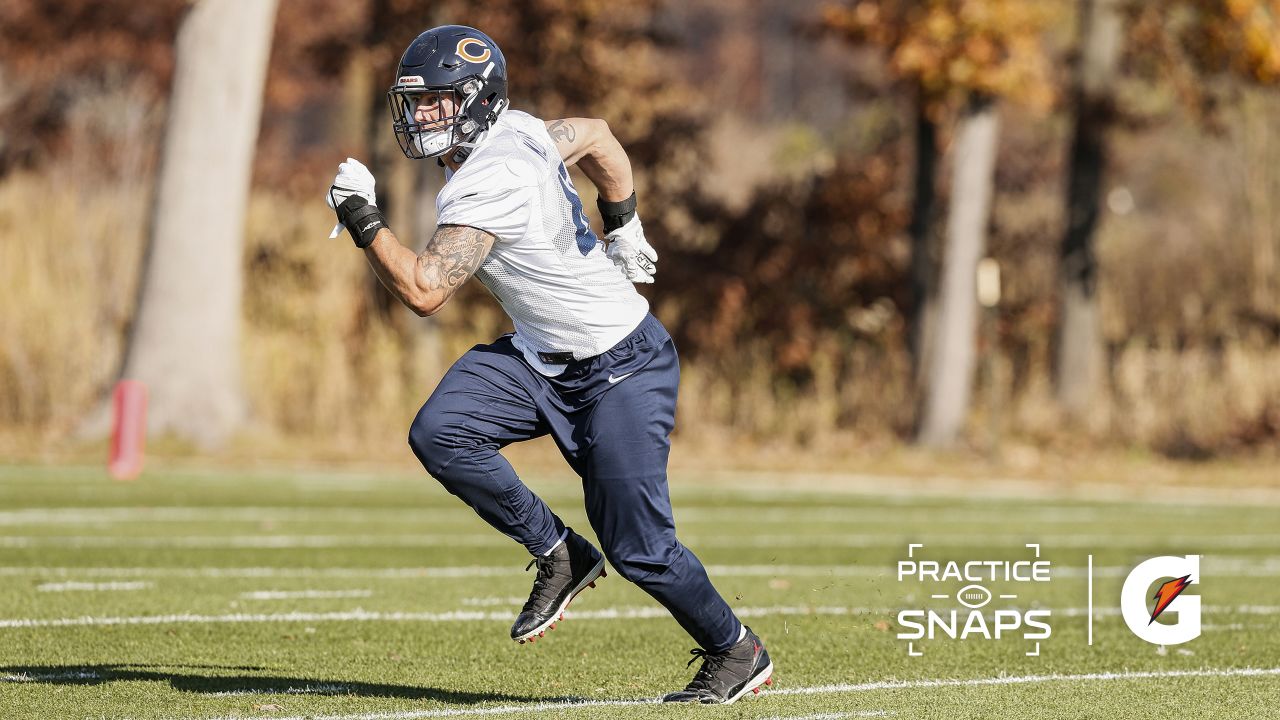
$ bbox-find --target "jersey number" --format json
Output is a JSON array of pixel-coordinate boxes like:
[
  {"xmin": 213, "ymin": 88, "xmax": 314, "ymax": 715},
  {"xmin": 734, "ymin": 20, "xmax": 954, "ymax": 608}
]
[{"xmin": 556, "ymin": 162, "xmax": 599, "ymax": 256}]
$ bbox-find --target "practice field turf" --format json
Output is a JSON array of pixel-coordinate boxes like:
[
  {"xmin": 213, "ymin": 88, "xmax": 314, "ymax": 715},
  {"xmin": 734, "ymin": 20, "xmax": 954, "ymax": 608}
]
[{"xmin": 0, "ymin": 464, "xmax": 1277, "ymax": 719}]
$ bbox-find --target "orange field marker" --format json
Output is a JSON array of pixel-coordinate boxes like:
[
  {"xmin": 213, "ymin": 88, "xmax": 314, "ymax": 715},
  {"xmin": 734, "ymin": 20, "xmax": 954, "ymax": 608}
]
[{"xmin": 108, "ymin": 380, "xmax": 147, "ymax": 480}]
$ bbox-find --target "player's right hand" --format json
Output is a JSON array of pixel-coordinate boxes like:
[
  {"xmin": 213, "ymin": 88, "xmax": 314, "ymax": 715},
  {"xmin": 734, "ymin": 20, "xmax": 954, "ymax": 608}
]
[
  {"xmin": 604, "ymin": 215, "xmax": 657, "ymax": 284},
  {"xmin": 327, "ymin": 157, "xmax": 378, "ymax": 239}
]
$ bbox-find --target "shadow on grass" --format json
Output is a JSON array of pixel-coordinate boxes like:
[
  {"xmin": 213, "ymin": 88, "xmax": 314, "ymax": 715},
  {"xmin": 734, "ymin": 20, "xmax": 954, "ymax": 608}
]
[{"xmin": 1, "ymin": 663, "xmax": 547, "ymax": 704}]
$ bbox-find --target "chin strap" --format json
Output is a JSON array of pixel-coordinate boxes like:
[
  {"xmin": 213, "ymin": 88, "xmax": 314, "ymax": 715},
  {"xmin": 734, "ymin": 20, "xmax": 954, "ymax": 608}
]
[
  {"xmin": 445, "ymin": 95, "xmax": 508, "ymax": 166},
  {"xmin": 447, "ymin": 117, "xmax": 500, "ymax": 165},
  {"xmin": 449, "ymin": 145, "xmax": 473, "ymax": 165}
]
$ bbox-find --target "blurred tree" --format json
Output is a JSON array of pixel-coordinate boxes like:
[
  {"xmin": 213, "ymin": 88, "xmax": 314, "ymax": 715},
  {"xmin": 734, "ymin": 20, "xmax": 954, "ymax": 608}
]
[
  {"xmin": 822, "ymin": 3, "xmax": 940, "ymax": 390},
  {"xmin": 907, "ymin": 100, "xmax": 941, "ymax": 390},
  {"xmin": 0, "ymin": 0, "xmax": 185, "ymax": 173},
  {"xmin": 825, "ymin": 0, "xmax": 1057, "ymax": 446},
  {"xmin": 1181, "ymin": 0, "xmax": 1280, "ymax": 317},
  {"xmin": 112, "ymin": 0, "xmax": 278, "ymax": 447},
  {"xmin": 1000, "ymin": 0, "xmax": 1280, "ymax": 419},
  {"xmin": 916, "ymin": 93, "xmax": 1001, "ymax": 446},
  {"xmin": 1056, "ymin": 0, "xmax": 1123, "ymax": 418}
]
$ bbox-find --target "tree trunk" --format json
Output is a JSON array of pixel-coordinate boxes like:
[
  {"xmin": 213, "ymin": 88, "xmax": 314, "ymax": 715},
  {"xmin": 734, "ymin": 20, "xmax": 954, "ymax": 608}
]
[
  {"xmin": 916, "ymin": 95, "xmax": 1000, "ymax": 448},
  {"xmin": 115, "ymin": 0, "xmax": 277, "ymax": 448},
  {"xmin": 1055, "ymin": 0, "xmax": 1122, "ymax": 416},
  {"xmin": 1241, "ymin": 89, "xmax": 1278, "ymax": 317},
  {"xmin": 909, "ymin": 99, "xmax": 940, "ymax": 389}
]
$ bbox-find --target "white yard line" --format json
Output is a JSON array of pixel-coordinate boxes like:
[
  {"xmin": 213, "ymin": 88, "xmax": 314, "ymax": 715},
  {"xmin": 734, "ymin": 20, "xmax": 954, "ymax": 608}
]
[
  {"xmin": 459, "ymin": 597, "xmax": 526, "ymax": 607},
  {"xmin": 0, "ymin": 606, "xmax": 858, "ymax": 629},
  {"xmin": 773, "ymin": 667, "xmax": 1280, "ymax": 694},
  {"xmin": 2, "ymin": 670, "xmax": 101, "ymax": 682},
  {"xmin": 698, "ymin": 534, "xmax": 1280, "ymax": 549},
  {"xmin": 0, "ymin": 566, "xmax": 519, "ymax": 579},
  {"xmin": 0, "ymin": 566, "xmax": 517, "ymax": 579},
  {"xmin": 752, "ymin": 707, "xmax": 896, "ymax": 712},
  {"xmin": 191, "ymin": 667, "xmax": 1280, "ymax": 720},
  {"xmin": 4, "ymin": 557, "xmax": 1280, "ymax": 579},
  {"xmin": 209, "ymin": 683, "xmax": 354, "ymax": 696},
  {"xmin": 2, "ymin": 604, "xmax": 1277, "ymax": 630},
  {"xmin": 238, "ymin": 590, "xmax": 373, "ymax": 600},
  {"xmin": 0, "ymin": 505, "xmax": 1149, "ymax": 526},
  {"xmin": 711, "ymin": 471, "xmax": 1280, "ymax": 508},
  {"xmin": 6, "ymin": 463, "xmax": 1280, "ymax": 506},
  {"xmin": 35, "ymin": 581, "xmax": 152, "ymax": 592},
  {"xmin": 0, "ymin": 534, "xmax": 503, "ymax": 549},
  {"xmin": 3, "ymin": 533, "xmax": 1278, "ymax": 549},
  {"xmin": 0, "ymin": 507, "xmax": 327, "ymax": 525}
]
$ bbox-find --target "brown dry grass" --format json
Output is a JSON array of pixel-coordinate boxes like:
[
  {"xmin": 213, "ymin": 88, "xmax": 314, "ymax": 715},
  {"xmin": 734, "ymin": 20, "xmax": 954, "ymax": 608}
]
[
  {"xmin": 3, "ymin": 85, "xmax": 1279, "ymax": 463},
  {"xmin": 2, "ymin": 168, "xmax": 1277, "ymax": 462}
]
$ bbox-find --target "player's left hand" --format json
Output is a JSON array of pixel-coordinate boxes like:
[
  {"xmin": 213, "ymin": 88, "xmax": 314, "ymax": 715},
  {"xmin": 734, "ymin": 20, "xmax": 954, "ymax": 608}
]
[
  {"xmin": 604, "ymin": 215, "xmax": 657, "ymax": 284},
  {"xmin": 327, "ymin": 157, "xmax": 378, "ymax": 239}
]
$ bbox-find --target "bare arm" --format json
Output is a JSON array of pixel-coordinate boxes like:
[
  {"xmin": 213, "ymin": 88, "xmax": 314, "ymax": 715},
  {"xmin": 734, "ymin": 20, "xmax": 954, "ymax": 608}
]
[
  {"xmin": 545, "ymin": 118, "xmax": 634, "ymax": 202},
  {"xmin": 361, "ymin": 224, "xmax": 495, "ymax": 317}
]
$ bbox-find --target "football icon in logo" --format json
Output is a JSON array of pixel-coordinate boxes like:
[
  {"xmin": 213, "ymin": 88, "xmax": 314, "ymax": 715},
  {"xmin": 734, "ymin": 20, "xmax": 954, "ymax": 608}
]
[{"xmin": 957, "ymin": 584, "xmax": 993, "ymax": 609}]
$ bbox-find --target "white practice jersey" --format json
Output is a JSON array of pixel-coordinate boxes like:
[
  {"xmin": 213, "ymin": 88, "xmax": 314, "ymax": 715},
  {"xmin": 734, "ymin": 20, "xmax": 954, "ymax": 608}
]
[{"xmin": 436, "ymin": 110, "xmax": 649, "ymax": 376}]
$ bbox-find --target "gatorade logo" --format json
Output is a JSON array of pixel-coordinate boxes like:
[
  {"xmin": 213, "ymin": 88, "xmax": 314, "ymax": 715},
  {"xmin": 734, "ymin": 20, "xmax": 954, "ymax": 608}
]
[{"xmin": 1121, "ymin": 555, "xmax": 1201, "ymax": 645}]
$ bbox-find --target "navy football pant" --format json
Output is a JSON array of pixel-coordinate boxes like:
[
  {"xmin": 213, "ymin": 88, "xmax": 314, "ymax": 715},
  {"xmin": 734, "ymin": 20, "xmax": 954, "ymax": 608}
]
[{"xmin": 408, "ymin": 314, "xmax": 742, "ymax": 652}]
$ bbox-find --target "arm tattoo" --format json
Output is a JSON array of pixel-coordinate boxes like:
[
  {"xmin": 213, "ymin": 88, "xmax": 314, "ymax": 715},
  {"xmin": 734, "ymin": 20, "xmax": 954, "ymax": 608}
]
[
  {"xmin": 417, "ymin": 224, "xmax": 495, "ymax": 294},
  {"xmin": 548, "ymin": 119, "xmax": 576, "ymax": 144}
]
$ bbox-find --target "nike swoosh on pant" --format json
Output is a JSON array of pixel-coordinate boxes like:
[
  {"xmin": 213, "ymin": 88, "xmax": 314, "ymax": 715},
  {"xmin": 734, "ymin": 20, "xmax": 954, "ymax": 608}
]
[{"xmin": 607, "ymin": 373, "xmax": 634, "ymax": 384}]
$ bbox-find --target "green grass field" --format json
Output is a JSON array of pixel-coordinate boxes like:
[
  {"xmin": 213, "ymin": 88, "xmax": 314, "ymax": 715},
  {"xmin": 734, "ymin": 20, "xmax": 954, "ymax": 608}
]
[{"xmin": 1, "ymin": 463, "xmax": 1278, "ymax": 719}]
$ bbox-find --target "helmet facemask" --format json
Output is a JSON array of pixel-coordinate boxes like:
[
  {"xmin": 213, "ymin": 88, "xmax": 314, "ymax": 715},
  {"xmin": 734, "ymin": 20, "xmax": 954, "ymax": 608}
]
[{"xmin": 388, "ymin": 67, "xmax": 507, "ymax": 161}]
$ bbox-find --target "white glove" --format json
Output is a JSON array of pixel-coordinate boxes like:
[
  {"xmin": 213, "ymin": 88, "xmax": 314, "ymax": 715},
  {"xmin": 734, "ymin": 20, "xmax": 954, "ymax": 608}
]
[
  {"xmin": 604, "ymin": 215, "xmax": 658, "ymax": 284},
  {"xmin": 326, "ymin": 157, "xmax": 377, "ymax": 239}
]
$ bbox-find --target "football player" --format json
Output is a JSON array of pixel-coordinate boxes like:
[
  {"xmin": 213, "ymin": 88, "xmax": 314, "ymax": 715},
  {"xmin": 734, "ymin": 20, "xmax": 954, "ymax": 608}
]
[{"xmin": 327, "ymin": 25, "xmax": 772, "ymax": 704}]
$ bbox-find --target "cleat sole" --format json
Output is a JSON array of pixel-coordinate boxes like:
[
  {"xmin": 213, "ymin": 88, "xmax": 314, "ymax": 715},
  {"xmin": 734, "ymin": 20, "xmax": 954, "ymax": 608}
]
[{"xmin": 723, "ymin": 662, "xmax": 774, "ymax": 705}]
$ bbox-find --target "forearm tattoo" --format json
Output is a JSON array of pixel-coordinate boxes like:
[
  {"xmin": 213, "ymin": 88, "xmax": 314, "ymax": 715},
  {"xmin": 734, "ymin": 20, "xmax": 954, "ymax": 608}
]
[
  {"xmin": 417, "ymin": 224, "xmax": 495, "ymax": 293},
  {"xmin": 548, "ymin": 119, "xmax": 576, "ymax": 144}
]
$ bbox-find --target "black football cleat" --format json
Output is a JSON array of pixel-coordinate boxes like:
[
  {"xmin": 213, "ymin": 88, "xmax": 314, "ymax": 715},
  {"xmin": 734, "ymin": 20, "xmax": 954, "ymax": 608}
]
[
  {"xmin": 510, "ymin": 528, "xmax": 606, "ymax": 644},
  {"xmin": 662, "ymin": 625, "xmax": 774, "ymax": 704}
]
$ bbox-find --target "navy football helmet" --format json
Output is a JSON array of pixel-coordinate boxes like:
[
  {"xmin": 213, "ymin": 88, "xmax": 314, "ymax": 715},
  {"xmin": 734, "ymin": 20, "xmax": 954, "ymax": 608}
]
[{"xmin": 388, "ymin": 25, "xmax": 509, "ymax": 161}]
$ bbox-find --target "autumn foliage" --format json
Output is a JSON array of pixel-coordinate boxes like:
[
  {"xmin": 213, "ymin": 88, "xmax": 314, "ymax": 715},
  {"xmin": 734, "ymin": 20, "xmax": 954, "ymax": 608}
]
[
  {"xmin": 1, "ymin": 0, "xmax": 1279, "ymax": 457},
  {"xmin": 822, "ymin": 0, "xmax": 1059, "ymax": 112}
]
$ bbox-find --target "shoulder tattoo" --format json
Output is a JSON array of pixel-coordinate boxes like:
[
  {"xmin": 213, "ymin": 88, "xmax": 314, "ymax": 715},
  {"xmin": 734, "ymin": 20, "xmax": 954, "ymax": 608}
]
[
  {"xmin": 548, "ymin": 119, "xmax": 576, "ymax": 144},
  {"xmin": 418, "ymin": 224, "xmax": 496, "ymax": 292}
]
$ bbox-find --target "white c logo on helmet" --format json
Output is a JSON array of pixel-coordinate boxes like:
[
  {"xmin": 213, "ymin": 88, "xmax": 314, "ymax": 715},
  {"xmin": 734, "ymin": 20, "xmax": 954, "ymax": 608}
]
[{"xmin": 456, "ymin": 38, "xmax": 492, "ymax": 63}]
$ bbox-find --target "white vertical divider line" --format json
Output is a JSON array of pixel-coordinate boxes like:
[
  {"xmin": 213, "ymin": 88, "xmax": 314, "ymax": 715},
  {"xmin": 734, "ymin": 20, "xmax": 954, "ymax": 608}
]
[{"xmin": 1087, "ymin": 553, "xmax": 1094, "ymax": 646}]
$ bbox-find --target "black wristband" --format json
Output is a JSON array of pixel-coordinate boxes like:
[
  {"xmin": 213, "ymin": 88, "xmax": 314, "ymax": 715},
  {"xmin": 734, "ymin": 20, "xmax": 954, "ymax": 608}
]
[
  {"xmin": 597, "ymin": 191, "xmax": 637, "ymax": 233},
  {"xmin": 336, "ymin": 195, "xmax": 388, "ymax": 249}
]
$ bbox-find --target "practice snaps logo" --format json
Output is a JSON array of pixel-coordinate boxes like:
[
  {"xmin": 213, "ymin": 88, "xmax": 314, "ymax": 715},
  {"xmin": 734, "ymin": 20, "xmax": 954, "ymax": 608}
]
[
  {"xmin": 1121, "ymin": 554, "xmax": 1201, "ymax": 645},
  {"xmin": 895, "ymin": 543, "xmax": 1052, "ymax": 657}
]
